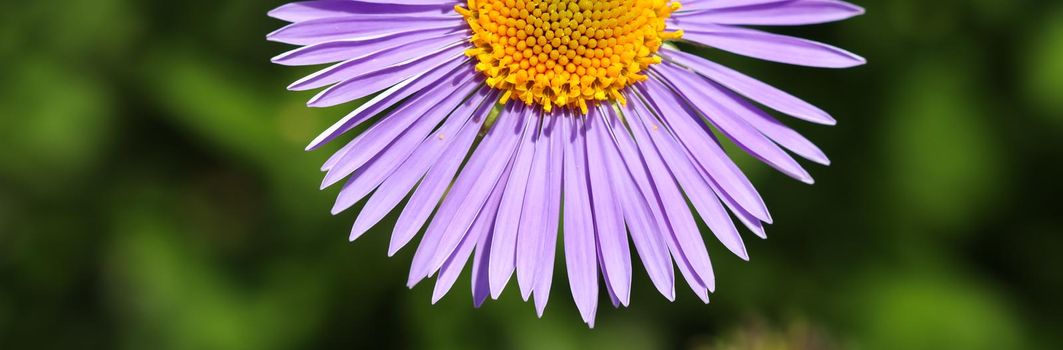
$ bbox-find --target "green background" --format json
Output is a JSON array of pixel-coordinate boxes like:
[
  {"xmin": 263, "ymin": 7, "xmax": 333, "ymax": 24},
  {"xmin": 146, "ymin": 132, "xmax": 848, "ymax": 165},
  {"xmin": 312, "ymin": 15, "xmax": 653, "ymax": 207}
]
[{"xmin": 2, "ymin": 0, "xmax": 1062, "ymax": 349}]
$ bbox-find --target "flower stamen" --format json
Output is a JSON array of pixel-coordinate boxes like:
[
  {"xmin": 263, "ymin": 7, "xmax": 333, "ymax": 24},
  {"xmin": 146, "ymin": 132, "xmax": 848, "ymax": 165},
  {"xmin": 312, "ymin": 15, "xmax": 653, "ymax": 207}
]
[{"xmin": 458, "ymin": 0, "xmax": 681, "ymax": 114}]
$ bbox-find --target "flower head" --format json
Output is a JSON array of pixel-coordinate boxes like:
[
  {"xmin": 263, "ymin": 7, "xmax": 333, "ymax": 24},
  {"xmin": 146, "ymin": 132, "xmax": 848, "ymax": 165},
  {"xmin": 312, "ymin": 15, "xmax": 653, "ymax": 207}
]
[{"xmin": 268, "ymin": 0, "xmax": 864, "ymax": 327}]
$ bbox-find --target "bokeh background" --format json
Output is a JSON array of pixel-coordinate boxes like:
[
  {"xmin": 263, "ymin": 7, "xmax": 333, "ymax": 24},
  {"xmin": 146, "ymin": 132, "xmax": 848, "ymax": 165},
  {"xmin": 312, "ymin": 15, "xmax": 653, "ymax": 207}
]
[{"xmin": 2, "ymin": 0, "xmax": 1062, "ymax": 349}]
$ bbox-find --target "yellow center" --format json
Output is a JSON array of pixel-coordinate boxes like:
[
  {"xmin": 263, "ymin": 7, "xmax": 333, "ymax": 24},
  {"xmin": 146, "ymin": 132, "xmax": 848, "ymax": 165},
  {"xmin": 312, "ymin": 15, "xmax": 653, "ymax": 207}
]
[{"xmin": 457, "ymin": 0, "xmax": 682, "ymax": 114}]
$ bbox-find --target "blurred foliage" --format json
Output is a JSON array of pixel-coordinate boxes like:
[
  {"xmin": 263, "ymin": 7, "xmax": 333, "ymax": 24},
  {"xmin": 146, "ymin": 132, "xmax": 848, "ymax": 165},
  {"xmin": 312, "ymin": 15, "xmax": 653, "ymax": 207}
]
[{"xmin": 1, "ymin": 0, "xmax": 1062, "ymax": 349}]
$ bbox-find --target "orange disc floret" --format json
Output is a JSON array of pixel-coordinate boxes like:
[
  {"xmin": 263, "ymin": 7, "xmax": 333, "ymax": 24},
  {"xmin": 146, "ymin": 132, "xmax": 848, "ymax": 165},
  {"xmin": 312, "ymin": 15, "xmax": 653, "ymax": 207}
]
[{"xmin": 457, "ymin": 0, "xmax": 682, "ymax": 114}]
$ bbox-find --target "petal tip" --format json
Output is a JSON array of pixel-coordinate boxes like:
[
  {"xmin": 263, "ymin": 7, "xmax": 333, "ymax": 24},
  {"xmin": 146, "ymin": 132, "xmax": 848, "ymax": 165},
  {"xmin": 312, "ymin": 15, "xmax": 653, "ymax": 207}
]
[
  {"xmin": 431, "ymin": 289, "xmax": 446, "ymax": 304},
  {"xmin": 270, "ymin": 53, "xmax": 295, "ymax": 65},
  {"xmin": 850, "ymin": 4, "xmax": 867, "ymax": 17},
  {"xmin": 265, "ymin": 7, "xmax": 286, "ymax": 21},
  {"xmin": 406, "ymin": 275, "xmax": 425, "ymax": 289},
  {"xmin": 820, "ymin": 115, "xmax": 839, "ymax": 126},
  {"xmin": 349, "ymin": 223, "xmax": 371, "ymax": 242},
  {"xmin": 305, "ymin": 138, "xmax": 323, "ymax": 151}
]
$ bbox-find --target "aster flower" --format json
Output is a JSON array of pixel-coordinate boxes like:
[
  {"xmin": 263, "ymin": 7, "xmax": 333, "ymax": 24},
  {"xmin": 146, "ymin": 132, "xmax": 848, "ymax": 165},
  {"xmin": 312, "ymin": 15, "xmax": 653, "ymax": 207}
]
[{"xmin": 268, "ymin": 0, "xmax": 864, "ymax": 326}]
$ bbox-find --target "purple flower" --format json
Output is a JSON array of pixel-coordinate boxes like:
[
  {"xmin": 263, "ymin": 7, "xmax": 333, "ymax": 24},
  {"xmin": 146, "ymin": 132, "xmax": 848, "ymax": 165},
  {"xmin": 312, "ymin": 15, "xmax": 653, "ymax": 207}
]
[{"xmin": 268, "ymin": 0, "xmax": 864, "ymax": 326}]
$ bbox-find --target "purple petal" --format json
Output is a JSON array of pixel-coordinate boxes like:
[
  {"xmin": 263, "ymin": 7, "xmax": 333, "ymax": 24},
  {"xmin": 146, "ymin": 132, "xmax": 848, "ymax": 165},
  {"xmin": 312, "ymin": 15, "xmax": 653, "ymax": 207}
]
[
  {"xmin": 664, "ymin": 48, "xmax": 836, "ymax": 125},
  {"xmin": 268, "ymin": 1, "xmax": 456, "ymax": 23},
  {"xmin": 711, "ymin": 83, "xmax": 831, "ymax": 165},
  {"xmin": 584, "ymin": 108, "xmax": 633, "ymax": 306},
  {"xmin": 638, "ymin": 81, "xmax": 772, "ymax": 237},
  {"xmin": 354, "ymin": 0, "xmax": 461, "ymax": 6},
  {"xmin": 655, "ymin": 57, "xmax": 830, "ymax": 164},
  {"xmin": 388, "ymin": 90, "xmax": 498, "ymax": 256},
  {"xmin": 470, "ymin": 151, "xmax": 517, "ymax": 307},
  {"xmin": 633, "ymin": 84, "xmax": 769, "ymax": 237},
  {"xmin": 594, "ymin": 107, "xmax": 675, "ymax": 301},
  {"xmin": 408, "ymin": 105, "xmax": 526, "ymax": 286},
  {"xmin": 306, "ymin": 58, "xmax": 469, "ymax": 150},
  {"xmin": 471, "ymin": 216, "xmax": 496, "ymax": 308},
  {"xmin": 488, "ymin": 115, "xmax": 540, "ymax": 298},
  {"xmin": 333, "ymin": 78, "xmax": 480, "ymax": 231},
  {"xmin": 433, "ymin": 202, "xmax": 487, "ymax": 303},
  {"xmin": 532, "ymin": 115, "xmax": 564, "ymax": 316},
  {"xmin": 273, "ymin": 28, "xmax": 459, "ymax": 66},
  {"xmin": 307, "ymin": 44, "xmax": 467, "ymax": 107},
  {"xmin": 288, "ymin": 32, "xmax": 465, "ymax": 90},
  {"xmin": 680, "ymin": 24, "xmax": 865, "ymax": 68},
  {"xmin": 320, "ymin": 67, "xmax": 471, "ymax": 176},
  {"xmin": 698, "ymin": 160, "xmax": 769, "ymax": 239},
  {"xmin": 629, "ymin": 96, "xmax": 749, "ymax": 260},
  {"xmin": 681, "ymin": 0, "xmax": 790, "ymax": 12},
  {"xmin": 515, "ymin": 114, "xmax": 559, "ymax": 301},
  {"xmin": 267, "ymin": 14, "xmax": 462, "ymax": 46},
  {"xmin": 655, "ymin": 65, "xmax": 815, "ymax": 184},
  {"xmin": 674, "ymin": 0, "xmax": 864, "ymax": 26},
  {"xmin": 561, "ymin": 115, "xmax": 599, "ymax": 326},
  {"xmin": 321, "ymin": 68, "xmax": 476, "ymax": 190},
  {"xmin": 622, "ymin": 101, "xmax": 716, "ymax": 296},
  {"xmin": 350, "ymin": 87, "xmax": 491, "ymax": 242},
  {"xmin": 606, "ymin": 105, "xmax": 711, "ymax": 302},
  {"xmin": 641, "ymin": 78, "xmax": 773, "ymax": 223}
]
